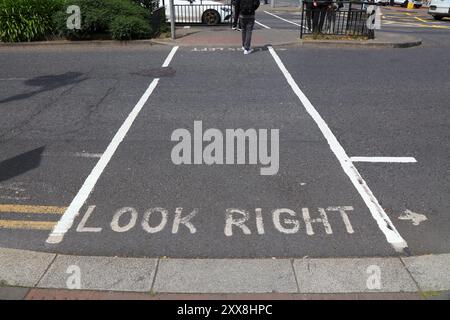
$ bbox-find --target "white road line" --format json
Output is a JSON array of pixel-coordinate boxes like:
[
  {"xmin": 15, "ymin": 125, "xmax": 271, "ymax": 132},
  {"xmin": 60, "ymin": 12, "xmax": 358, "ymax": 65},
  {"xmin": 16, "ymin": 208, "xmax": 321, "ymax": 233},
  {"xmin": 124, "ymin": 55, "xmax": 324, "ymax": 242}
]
[
  {"xmin": 264, "ymin": 11, "xmax": 306, "ymax": 29},
  {"xmin": 73, "ymin": 152, "xmax": 103, "ymax": 158},
  {"xmin": 351, "ymin": 157, "xmax": 417, "ymax": 163},
  {"xmin": 46, "ymin": 46, "xmax": 179, "ymax": 244},
  {"xmin": 43, "ymin": 152, "xmax": 103, "ymax": 159},
  {"xmin": 267, "ymin": 46, "xmax": 408, "ymax": 252},
  {"xmin": 162, "ymin": 46, "xmax": 179, "ymax": 68},
  {"xmin": 255, "ymin": 20, "xmax": 271, "ymax": 29}
]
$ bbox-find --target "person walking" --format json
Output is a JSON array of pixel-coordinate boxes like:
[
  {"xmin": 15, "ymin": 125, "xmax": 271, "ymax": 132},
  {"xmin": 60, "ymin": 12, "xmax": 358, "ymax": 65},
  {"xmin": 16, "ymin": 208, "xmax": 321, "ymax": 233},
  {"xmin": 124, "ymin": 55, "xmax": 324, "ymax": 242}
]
[
  {"xmin": 231, "ymin": 0, "xmax": 241, "ymax": 30},
  {"xmin": 235, "ymin": 0, "xmax": 260, "ymax": 55}
]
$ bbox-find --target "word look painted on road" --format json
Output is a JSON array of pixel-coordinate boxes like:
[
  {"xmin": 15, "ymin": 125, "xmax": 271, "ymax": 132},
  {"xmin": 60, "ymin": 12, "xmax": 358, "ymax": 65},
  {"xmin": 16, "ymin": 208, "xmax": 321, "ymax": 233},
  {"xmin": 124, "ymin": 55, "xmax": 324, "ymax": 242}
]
[
  {"xmin": 76, "ymin": 206, "xmax": 355, "ymax": 236},
  {"xmin": 171, "ymin": 121, "xmax": 279, "ymax": 175}
]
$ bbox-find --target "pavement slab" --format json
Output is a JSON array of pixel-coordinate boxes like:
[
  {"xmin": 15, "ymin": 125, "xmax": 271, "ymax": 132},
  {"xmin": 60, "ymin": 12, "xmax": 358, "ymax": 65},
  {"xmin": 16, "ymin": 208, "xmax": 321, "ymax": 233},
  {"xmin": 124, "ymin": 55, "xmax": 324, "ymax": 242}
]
[
  {"xmin": 153, "ymin": 259, "xmax": 299, "ymax": 293},
  {"xmin": 293, "ymin": 257, "xmax": 418, "ymax": 293},
  {"xmin": 0, "ymin": 248, "xmax": 55, "ymax": 287},
  {"xmin": 37, "ymin": 255, "xmax": 158, "ymax": 292}
]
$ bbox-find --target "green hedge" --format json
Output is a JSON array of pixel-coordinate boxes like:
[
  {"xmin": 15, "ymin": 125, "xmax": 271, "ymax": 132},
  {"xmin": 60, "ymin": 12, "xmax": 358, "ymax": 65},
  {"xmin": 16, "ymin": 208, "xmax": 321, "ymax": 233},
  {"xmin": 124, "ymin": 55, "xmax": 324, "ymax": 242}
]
[
  {"xmin": 53, "ymin": 0, "xmax": 153, "ymax": 40},
  {"xmin": 0, "ymin": 0, "xmax": 159, "ymax": 42},
  {"xmin": 0, "ymin": 0, "xmax": 64, "ymax": 42},
  {"xmin": 110, "ymin": 15, "xmax": 151, "ymax": 40}
]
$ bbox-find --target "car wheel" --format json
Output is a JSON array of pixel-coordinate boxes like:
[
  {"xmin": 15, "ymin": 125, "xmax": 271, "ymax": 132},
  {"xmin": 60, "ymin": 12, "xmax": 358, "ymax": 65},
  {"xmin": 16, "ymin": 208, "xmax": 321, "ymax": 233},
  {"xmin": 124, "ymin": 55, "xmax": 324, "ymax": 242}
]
[
  {"xmin": 202, "ymin": 10, "xmax": 220, "ymax": 25},
  {"xmin": 433, "ymin": 15, "xmax": 443, "ymax": 20}
]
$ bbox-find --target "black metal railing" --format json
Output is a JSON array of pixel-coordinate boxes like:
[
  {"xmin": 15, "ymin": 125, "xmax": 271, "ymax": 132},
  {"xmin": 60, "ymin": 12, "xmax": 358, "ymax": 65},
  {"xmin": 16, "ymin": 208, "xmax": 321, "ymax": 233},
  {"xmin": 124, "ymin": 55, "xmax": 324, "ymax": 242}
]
[
  {"xmin": 161, "ymin": 0, "xmax": 232, "ymax": 25},
  {"xmin": 300, "ymin": 1, "xmax": 377, "ymax": 39},
  {"xmin": 150, "ymin": 6, "xmax": 167, "ymax": 37}
]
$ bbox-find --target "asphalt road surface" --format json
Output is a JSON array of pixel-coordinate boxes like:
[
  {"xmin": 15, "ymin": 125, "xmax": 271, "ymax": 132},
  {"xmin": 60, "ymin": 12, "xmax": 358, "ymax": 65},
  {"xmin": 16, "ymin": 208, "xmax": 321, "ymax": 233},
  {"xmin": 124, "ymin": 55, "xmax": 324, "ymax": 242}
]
[{"xmin": 0, "ymin": 6, "xmax": 449, "ymax": 259}]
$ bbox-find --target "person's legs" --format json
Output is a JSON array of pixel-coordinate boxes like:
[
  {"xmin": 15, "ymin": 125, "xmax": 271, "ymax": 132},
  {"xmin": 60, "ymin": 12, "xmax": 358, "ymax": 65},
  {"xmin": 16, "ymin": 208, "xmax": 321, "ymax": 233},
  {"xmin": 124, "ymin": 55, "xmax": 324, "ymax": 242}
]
[
  {"xmin": 232, "ymin": 6, "xmax": 239, "ymax": 29},
  {"xmin": 306, "ymin": 4, "xmax": 313, "ymax": 30},
  {"xmin": 241, "ymin": 17, "xmax": 249, "ymax": 49},
  {"xmin": 312, "ymin": 7, "xmax": 320, "ymax": 33},
  {"xmin": 243, "ymin": 17, "xmax": 255, "ymax": 51},
  {"xmin": 318, "ymin": 5, "xmax": 327, "ymax": 33}
]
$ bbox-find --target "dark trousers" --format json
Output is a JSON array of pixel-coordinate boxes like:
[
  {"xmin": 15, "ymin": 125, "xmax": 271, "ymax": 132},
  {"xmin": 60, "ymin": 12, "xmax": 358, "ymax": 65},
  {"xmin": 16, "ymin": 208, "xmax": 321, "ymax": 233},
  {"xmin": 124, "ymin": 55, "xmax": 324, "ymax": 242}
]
[
  {"xmin": 306, "ymin": 4, "xmax": 313, "ymax": 30},
  {"xmin": 232, "ymin": 6, "xmax": 241, "ymax": 28},
  {"xmin": 312, "ymin": 5, "xmax": 328, "ymax": 34},
  {"xmin": 240, "ymin": 15, "xmax": 255, "ymax": 50}
]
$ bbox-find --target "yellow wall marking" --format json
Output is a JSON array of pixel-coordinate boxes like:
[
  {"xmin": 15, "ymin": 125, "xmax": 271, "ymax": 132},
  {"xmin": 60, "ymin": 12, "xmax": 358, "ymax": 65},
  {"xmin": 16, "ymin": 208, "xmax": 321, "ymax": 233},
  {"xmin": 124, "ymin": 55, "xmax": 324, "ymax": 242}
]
[
  {"xmin": 0, "ymin": 220, "xmax": 56, "ymax": 230},
  {"xmin": 0, "ymin": 204, "xmax": 66, "ymax": 214}
]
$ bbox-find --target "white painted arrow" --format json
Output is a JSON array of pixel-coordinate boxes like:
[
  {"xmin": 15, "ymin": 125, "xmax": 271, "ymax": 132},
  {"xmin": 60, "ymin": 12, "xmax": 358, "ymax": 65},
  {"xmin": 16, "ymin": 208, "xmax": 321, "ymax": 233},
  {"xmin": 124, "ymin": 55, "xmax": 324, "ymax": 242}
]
[{"xmin": 398, "ymin": 209, "xmax": 428, "ymax": 226}]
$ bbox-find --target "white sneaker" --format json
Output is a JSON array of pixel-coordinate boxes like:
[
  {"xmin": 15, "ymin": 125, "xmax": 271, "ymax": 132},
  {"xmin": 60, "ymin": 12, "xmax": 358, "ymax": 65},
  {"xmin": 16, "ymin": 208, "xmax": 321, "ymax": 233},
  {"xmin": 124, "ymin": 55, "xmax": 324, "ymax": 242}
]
[
  {"xmin": 232, "ymin": 26, "xmax": 237, "ymax": 30},
  {"xmin": 241, "ymin": 46, "xmax": 245, "ymax": 50},
  {"xmin": 243, "ymin": 48, "xmax": 253, "ymax": 55}
]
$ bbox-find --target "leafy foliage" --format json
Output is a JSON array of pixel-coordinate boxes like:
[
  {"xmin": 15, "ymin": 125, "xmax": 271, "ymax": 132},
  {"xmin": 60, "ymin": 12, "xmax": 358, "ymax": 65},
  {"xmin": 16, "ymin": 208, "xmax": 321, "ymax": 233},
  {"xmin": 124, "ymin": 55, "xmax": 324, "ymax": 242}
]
[
  {"xmin": 53, "ymin": 0, "xmax": 153, "ymax": 40},
  {"xmin": 110, "ymin": 15, "xmax": 152, "ymax": 40},
  {"xmin": 0, "ymin": 0, "xmax": 64, "ymax": 42}
]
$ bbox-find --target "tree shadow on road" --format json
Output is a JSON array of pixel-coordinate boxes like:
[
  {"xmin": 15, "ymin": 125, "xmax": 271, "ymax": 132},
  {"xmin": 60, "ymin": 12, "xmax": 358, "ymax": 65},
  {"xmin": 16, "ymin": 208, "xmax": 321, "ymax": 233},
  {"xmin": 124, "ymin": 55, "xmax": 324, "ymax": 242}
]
[{"xmin": 0, "ymin": 72, "xmax": 86, "ymax": 104}]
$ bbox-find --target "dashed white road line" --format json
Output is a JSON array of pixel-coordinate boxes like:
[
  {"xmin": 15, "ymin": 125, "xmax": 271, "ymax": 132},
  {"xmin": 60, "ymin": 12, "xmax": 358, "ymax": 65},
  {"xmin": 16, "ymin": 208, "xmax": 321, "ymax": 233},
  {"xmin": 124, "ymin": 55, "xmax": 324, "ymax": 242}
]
[
  {"xmin": 264, "ymin": 11, "xmax": 306, "ymax": 29},
  {"xmin": 267, "ymin": 46, "xmax": 408, "ymax": 252},
  {"xmin": 46, "ymin": 46, "xmax": 180, "ymax": 244},
  {"xmin": 351, "ymin": 157, "xmax": 417, "ymax": 163},
  {"xmin": 43, "ymin": 152, "xmax": 103, "ymax": 159},
  {"xmin": 162, "ymin": 46, "xmax": 179, "ymax": 68},
  {"xmin": 255, "ymin": 20, "xmax": 271, "ymax": 29}
]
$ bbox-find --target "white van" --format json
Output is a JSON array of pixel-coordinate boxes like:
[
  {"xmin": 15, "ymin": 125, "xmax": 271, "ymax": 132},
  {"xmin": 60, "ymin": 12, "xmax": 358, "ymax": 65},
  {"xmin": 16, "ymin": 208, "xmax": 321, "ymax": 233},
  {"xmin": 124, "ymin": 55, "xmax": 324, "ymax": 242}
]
[{"xmin": 428, "ymin": 0, "xmax": 450, "ymax": 20}]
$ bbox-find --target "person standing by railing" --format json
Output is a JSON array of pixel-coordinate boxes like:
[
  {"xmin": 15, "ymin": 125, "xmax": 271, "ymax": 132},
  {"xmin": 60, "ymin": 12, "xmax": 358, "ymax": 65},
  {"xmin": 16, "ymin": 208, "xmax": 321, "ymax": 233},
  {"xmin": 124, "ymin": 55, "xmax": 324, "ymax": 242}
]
[{"xmin": 306, "ymin": 0, "xmax": 331, "ymax": 34}]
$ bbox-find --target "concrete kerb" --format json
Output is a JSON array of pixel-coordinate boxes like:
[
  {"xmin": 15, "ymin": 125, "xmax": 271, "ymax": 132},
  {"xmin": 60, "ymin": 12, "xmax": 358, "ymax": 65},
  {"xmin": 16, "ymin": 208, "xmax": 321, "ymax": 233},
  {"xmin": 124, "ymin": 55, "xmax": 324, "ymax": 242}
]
[
  {"xmin": 146, "ymin": 30, "xmax": 422, "ymax": 48},
  {"xmin": 0, "ymin": 32, "xmax": 422, "ymax": 49},
  {"xmin": 1, "ymin": 247, "xmax": 449, "ymax": 295},
  {"xmin": 298, "ymin": 38, "xmax": 422, "ymax": 48},
  {"xmin": 0, "ymin": 39, "xmax": 161, "ymax": 48}
]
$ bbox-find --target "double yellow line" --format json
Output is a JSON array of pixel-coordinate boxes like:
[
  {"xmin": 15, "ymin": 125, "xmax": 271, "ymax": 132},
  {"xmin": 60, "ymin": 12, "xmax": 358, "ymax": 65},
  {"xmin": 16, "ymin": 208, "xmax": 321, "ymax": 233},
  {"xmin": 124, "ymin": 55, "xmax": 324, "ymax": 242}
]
[
  {"xmin": 384, "ymin": 11, "xmax": 450, "ymax": 29},
  {"xmin": 0, "ymin": 204, "xmax": 66, "ymax": 230}
]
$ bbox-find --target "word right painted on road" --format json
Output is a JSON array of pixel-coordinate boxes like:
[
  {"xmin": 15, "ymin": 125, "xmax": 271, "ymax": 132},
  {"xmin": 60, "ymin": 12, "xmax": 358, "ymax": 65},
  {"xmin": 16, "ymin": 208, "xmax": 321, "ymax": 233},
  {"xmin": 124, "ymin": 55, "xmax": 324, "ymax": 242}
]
[{"xmin": 75, "ymin": 206, "xmax": 355, "ymax": 236}]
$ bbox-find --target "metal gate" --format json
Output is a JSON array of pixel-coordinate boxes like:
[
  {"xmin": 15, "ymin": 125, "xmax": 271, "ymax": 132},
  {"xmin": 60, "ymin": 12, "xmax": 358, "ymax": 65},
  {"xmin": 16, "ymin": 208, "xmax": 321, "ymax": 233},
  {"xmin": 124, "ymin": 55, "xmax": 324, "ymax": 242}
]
[
  {"xmin": 161, "ymin": 0, "xmax": 233, "ymax": 25},
  {"xmin": 300, "ymin": 1, "xmax": 377, "ymax": 39}
]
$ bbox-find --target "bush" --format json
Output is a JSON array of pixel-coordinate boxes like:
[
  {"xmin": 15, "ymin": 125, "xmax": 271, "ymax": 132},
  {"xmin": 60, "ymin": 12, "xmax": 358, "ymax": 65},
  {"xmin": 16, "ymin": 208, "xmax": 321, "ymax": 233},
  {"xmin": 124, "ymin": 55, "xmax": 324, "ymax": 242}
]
[
  {"xmin": 0, "ymin": 0, "xmax": 64, "ymax": 42},
  {"xmin": 53, "ymin": 0, "xmax": 152, "ymax": 40},
  {"xmin": 110, "ymin": 15, "xmax": 151, "ymax": 40}
]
